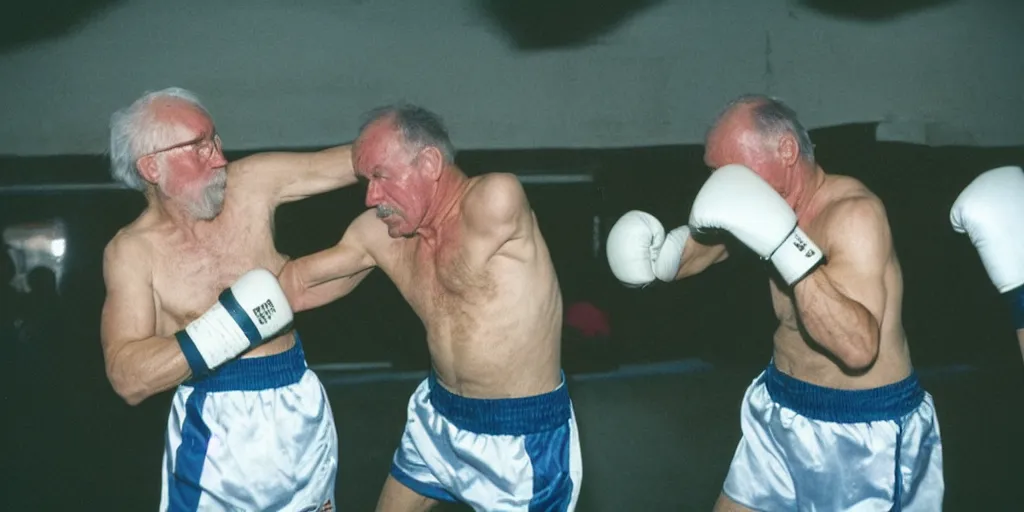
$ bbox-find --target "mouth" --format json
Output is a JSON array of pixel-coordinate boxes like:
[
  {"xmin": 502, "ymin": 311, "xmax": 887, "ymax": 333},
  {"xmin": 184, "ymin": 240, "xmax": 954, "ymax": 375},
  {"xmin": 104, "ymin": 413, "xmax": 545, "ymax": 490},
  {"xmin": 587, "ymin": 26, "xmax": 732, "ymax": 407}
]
[
  {"xmin": 376, "ymin": 205, "xmax": 396, "ymax": 219},
  {"xmin": 207, "ymin": 169, "xmax": 228, "ymax": 188}
]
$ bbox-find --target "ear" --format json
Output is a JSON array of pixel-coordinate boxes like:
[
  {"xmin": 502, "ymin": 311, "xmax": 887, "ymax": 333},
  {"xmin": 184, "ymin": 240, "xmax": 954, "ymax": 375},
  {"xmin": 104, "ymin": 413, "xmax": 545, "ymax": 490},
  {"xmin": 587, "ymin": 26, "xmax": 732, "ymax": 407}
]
[
  {"xmin": 136, "ymin": 155, "xmax": 162, "ymax": 185},
  {"xmin": 777, "ymin": 134, "xmax": 800, "ymax": 167},
  {"xmin": 418, "ymin": 146, "xmax": 445, "ymax": 182}
]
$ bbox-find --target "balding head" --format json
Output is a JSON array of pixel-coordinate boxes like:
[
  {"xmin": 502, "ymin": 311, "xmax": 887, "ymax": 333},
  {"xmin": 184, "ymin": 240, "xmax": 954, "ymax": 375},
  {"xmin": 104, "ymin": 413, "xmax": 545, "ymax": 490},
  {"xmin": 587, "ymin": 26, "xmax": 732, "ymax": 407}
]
[
  {"xmin": 352, "ymin": 103, "xmax": 455, "ymax": 238},
  {"xmin": 704, "ymin": 94, "xmax": 816, "ymax": 197}
]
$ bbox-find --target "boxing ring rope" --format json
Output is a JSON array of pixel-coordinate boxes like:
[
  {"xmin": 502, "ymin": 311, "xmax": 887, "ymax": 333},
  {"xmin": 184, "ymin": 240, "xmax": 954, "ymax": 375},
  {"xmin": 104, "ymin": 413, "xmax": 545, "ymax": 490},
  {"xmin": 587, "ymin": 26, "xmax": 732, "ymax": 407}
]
[
  {"xmin": 310, "ymin": 361, "xmax": 394, "ymax": 372},
  {"xmin": 0, "ymin": 183, "xmax": 131, "ymax": 195}
]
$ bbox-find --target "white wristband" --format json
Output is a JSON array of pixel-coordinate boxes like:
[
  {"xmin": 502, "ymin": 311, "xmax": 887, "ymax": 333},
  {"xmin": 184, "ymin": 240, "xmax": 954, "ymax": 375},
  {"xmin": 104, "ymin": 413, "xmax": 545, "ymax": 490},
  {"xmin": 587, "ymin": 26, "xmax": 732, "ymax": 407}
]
[
  {"xmin": 176, "ymin": 299, "xmax": 258, "ymax": 376},
  {"xmin": 770, "ymin": 227, "xmax": 824, "ymax": 285}
]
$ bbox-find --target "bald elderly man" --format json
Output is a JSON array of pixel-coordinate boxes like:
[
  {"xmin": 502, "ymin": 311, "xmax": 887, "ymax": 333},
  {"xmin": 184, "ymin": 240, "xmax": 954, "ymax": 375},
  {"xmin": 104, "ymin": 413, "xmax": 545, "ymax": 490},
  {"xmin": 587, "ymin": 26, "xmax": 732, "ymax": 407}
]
[
  {"xmin": 100, "ymin": 87, "xmax": 355, "ymax": 511},
  {"xmin": 951, "ymin": 165, "xmax": 1024, "ymax": 364},
  {"xmin": 607, "ymin": 94, "xmax": 944, "ymax": 511}
]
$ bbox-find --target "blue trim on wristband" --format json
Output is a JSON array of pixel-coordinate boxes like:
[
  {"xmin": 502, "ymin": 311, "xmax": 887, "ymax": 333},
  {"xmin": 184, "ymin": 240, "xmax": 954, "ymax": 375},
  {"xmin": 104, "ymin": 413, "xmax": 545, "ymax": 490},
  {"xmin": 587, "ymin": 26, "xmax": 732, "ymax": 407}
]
[
  {"xmin": 217, "ymin": 288, "xmax": 262, "ymax": 344},
  {"xmin": 175, "ymin": 330, "xmax": 210, "ymax": 378},
  {"xmin": 1007, "ymin": 284, "xmax": 1024, "ymax": 330}
]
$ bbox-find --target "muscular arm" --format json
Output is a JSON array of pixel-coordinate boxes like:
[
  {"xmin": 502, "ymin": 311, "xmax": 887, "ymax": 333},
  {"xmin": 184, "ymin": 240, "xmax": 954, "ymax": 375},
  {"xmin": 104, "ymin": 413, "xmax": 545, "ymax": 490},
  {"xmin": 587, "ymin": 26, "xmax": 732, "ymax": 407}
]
[
  {"xmin": 279, "ymin": 209, "xmax": 379, "ymax": 312},
  {"xmin": 100, "ymin": 237, "xmax": 190, "ymax": 405},
  {"xmin": 461, "ymin": 173, "xmax": 528, "ymax": 268},
  {"xmin": 232, "ymin": 144, "xmax": 357, "ymax": 206},
  {"xmin": 791, "ymin": 198, "xmax": 890, "ymax": 371}
]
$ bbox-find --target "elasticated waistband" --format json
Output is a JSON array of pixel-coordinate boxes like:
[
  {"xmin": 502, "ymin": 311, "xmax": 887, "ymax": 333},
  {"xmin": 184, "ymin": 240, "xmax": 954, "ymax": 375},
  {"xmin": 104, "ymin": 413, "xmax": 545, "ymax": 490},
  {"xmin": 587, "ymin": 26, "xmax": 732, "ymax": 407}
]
[
  {"xmin": 428, "ymin": 371, "xmax": 572, "ymax": 436},
  {"xmin": 764, "ymin": 363, "xmax": 924, "ymax": 423},
  {"xmin": 182, "ymin": 333, "xmax": 307, "ymax": 392}
]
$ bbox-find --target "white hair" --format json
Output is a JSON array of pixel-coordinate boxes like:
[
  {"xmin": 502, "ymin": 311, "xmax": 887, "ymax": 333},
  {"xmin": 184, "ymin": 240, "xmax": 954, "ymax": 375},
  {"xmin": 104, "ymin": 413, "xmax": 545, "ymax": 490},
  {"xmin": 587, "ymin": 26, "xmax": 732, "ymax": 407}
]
[
  {"xmin": 108, "ymin": 87, "xmax": 211, "ymax": 190},
  {"xmin": 710, "ymin": 94, "xmax": 816, "ymax": 164}
]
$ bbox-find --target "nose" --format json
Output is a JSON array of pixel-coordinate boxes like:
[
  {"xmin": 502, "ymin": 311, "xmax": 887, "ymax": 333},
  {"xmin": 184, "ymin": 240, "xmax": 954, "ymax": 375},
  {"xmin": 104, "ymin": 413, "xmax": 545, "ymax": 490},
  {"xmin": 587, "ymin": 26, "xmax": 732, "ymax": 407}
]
[
  {"xmin": 209, "ymin": 147, "xmax": 228, "ymax": 168},
  {"xmin": 365, "ymin": 181, "xmax": 382, "ymax": 208}
]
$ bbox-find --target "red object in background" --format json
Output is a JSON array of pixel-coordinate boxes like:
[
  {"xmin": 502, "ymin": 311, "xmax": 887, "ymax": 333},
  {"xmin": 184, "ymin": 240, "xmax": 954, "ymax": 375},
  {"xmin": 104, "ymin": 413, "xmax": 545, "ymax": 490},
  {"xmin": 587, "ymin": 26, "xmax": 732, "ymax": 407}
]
[{"xmin": 565, "ymin": 301, "xmax": 610, "ymax": 338}]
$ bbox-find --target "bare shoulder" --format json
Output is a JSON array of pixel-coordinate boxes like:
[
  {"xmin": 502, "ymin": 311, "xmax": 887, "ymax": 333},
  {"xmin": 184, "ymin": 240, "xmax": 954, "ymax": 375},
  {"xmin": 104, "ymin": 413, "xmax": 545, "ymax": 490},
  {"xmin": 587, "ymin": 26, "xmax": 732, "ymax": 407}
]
[
  {"xmin": 346, "ymin": 208, "xmax": 394, "ymax": 257},
  {"xmin": 349, "ymin": 208, "xmax": 388, "ymax": 238},
  {"xmin": 221, "ymin": 157, "xmax": 282, "ymax": 204},
  {"xmin": 103, "ymin": 225, "xmax": 155, "ymax": 281},
  {"xmin": 819, "ymin": 176, "xmax": 889, "ymax": 230},
  {"xmin": 463, "ymin": 172, "xmax": 528, "ymax": 224},
  {"xmin": 817, "ymin": 177, "xmax": 893, "ymax": 258}
]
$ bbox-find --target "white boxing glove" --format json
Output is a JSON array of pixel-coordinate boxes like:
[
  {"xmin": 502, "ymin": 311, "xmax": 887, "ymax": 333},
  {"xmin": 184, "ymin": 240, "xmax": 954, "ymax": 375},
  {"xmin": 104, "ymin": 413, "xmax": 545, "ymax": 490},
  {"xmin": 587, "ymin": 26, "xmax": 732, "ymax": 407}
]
[
  {"xmin": 606, "ymin": 210, "xmax": 690, "ymax": 287},
  {"xmin": 950, "ymin": 165, "xmax": 1024, "ymax": 294},
  {"xmin": 689, "ymin": 164, "xmax": 823, "ymax": 285},
  {"xmin": 176, "ymin": 268, "xmax": 295, "ymax": 377}
]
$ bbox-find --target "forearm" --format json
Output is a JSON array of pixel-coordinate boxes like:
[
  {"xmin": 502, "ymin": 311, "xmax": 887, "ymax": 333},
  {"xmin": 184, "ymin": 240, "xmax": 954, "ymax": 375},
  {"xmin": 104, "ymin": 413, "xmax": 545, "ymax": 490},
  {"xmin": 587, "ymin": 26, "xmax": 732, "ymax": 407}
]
[
  {"xmin": 792, "ymin": 270, "xmax": 880, "ymax": 370},
  {"xmin": 677, "ymin": 235, "xmax": 728, "ymax": 279},
  {"xmin": 280, "ymin": 253, "xmax": 374, "ymax": 312},
  {"xmin": 106, "ymin": 335, "xmax": 191, "ymax": 405},
  {"xmin": 294, "ymin": 268, "xmax": 373, "ymax": 312}
]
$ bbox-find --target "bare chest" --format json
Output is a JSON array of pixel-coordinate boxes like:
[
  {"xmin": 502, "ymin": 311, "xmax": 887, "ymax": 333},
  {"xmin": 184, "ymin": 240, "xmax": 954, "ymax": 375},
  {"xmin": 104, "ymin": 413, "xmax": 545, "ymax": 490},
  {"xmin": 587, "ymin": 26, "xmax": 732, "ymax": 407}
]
[
  {"xmin": 390, "ymin": 234, "xmax": 497, "ymax": 319},
  {"xmin": 152, "ymin": 230, "xmax": 284, "ymax": 326}
]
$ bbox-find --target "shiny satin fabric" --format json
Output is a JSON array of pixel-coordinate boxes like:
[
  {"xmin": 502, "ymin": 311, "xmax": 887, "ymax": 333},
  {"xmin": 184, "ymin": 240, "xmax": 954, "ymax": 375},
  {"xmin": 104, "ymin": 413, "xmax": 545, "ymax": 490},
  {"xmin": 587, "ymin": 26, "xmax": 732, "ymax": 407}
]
[
  {"xmin": 159, "ymin": 337, "xmax": 339, "ymax": 512},
  {"xmin": 722, "ymin": 365, "xmax": 944, "ymax": 512},
  {"xmin": 390, "ymin": 374, "xmax": 583, "ymax": 512}
]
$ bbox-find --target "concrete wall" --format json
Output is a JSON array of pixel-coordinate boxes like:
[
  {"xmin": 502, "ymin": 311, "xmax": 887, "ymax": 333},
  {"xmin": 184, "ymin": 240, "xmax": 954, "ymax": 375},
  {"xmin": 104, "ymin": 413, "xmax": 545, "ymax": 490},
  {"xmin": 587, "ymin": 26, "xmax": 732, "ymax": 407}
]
[{"xmin": 1, "ymin": 0, "xmax": 1021, "ymax": 156}]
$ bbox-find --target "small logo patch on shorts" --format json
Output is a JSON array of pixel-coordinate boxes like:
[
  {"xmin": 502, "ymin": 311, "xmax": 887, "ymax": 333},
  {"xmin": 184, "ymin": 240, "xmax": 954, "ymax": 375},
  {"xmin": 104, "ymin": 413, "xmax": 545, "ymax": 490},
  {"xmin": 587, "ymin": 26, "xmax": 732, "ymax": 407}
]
[{"xmin": 318, "ymin": 500, "xmax": 333, "ymax": 511}]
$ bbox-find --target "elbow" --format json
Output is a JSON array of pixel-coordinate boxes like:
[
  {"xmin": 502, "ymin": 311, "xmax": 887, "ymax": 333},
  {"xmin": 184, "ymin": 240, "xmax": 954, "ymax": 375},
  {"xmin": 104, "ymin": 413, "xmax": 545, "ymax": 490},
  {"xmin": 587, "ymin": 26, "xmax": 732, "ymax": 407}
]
[
  {"xmin": 112, "ymin": 382, "xmax": 148, "ymax": 406},
  {"xmin": 120, "ymin": 392, "xmax": 146, "ymax": 407},
  {"xmin": 286, "ymin": 288, "xmax": 313, "ymax": 314},
  {"xmin": 107, "ymin": 368, "xmax": 151, "ymax": 406},
  {"xmin": 841, "ymin": 333, "xmax": 880, "ymax": 372},
  {"xmin": 279, "ymin": 265, "xmax": 309, "ymax": 312}
]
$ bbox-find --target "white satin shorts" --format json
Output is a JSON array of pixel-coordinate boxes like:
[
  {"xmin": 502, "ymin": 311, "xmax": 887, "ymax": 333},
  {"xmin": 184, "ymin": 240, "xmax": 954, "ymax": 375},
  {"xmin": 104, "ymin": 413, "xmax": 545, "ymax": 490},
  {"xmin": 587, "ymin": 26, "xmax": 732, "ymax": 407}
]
[
  {"xmin": 722, "ymin": 363, "xmax": 944, "ymax": 511},
  {"xmin": 160, "ymin": 334, "xmax": 338, "ymax": 512},
  {"xmin": 390, "ymin": 372, "xmax": 583, "ymax": 512}
]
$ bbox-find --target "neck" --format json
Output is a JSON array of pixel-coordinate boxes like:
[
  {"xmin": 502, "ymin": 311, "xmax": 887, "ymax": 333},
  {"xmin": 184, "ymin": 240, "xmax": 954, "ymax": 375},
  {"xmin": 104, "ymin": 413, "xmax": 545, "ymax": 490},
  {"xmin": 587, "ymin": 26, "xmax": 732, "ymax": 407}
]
[
  {"xmin": 146, "ymin": 188, "xmax": 204, "ymax": 240},
  {"xmin": 787, "ymin": 162, "xmax": 825, "ymax": 218},
  {"xmin": 417, "ymin": 166, "xmax": 468, "ymax": 241}
]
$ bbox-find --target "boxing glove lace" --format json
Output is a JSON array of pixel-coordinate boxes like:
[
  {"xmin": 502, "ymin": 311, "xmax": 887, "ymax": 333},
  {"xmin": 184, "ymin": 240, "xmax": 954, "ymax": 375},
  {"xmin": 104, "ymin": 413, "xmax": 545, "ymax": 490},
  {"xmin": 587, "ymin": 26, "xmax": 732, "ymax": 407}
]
[
  {"xmin": 176, "ymin": 268, "xmax": 295, "ymax": 377},
  {"xmin": 689, "ymin": 164, "xmax": 823, "ymax": 286},
  {"xmin": 606, "ymin": 210, "xmax": 690, "ymax": 286}
]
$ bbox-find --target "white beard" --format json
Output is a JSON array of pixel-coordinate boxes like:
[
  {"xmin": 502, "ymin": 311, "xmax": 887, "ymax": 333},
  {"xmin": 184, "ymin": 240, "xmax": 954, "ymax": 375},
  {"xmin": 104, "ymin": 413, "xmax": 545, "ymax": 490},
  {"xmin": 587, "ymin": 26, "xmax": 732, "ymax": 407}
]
[{"xmin": 184, "ymin": 170, "xmax": 227, "ymax": 220}]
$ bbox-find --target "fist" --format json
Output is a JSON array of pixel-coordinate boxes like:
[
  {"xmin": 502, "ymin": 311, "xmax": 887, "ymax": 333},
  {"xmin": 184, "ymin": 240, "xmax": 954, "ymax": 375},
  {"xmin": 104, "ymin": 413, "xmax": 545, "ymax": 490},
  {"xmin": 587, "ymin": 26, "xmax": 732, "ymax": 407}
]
[
  {"xmin": 689, "ymin": 164, "xmax": 823, "ymax": 285},
  {"xmin": 950, "ymin": 165, "xmax": 1024, "ymax": 293},
  {"xmin": 606, "ymin": 210, "xmax": 689, "ymax": 287}
]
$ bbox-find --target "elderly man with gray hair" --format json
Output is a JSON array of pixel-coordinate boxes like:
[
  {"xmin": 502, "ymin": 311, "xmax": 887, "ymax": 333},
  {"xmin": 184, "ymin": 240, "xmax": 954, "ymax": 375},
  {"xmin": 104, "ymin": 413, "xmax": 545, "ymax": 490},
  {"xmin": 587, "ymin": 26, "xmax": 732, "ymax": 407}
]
[
  {"xmin": 100, "ymin": 87, "xmax": 356, "ymax": 511},
  {"xmin": 279, "ymin": 103, "xmax": 583, "ymax": 512},
  {"xmin": 606, "ymin": 94, "xmax": 944, "ymax": 511}
]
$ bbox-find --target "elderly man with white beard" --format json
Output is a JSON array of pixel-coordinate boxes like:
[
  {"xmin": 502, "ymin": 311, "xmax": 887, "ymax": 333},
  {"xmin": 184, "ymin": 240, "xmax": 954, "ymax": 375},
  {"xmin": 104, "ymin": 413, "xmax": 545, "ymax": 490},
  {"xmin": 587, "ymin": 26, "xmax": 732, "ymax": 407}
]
[{"xmin": 99, "ymin": 87, "xmax": 357, "ymax": 511}]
